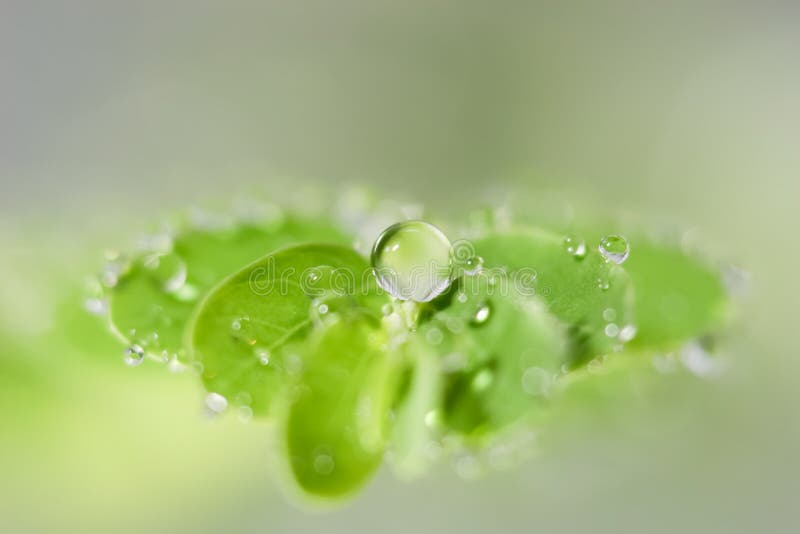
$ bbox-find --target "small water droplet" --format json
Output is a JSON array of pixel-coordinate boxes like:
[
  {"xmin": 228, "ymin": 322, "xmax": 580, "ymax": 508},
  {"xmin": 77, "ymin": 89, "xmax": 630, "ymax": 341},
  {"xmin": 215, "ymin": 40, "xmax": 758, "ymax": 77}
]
[
  {"xmin": 317, "ymin": 303, "xmax": 329, "ymax": 315},
  {"xmin": 231, "ymin": 319, "xmax": 242, "ymax": 331},
  {"xmin": 596, "ymin": 277, "xmax": 610, "ymax": 291},
  {"xmin": 462, "ymin": 256, "xmax": 484, "ymax": 276},
  {"xmin": 680, "ymin": 341, "xmax": 724, "ymax": 378},
  {"xmin": 471, "ymin": 369, "xmax": 494, "ymax": 392},
  {"xmin": 205, "ymin": 392, "xmax": 228, "ymax": 414},
  {"xmin": 602, "ymin": 308, "xmax": 617, "ymax": 322},
  {"xmin": 471, "ymin": 302, "xmax": 491, "ymax": 325},
  {"xmin": 84, "ymin": 297, "xmax": 109, "ymax": 316},
  {"xmin": 424, "ymin": 410, "xmax": 441, "ymax": 429},
  {"xmin": 521, "ymin": 367, "xmax": 553, "ymax": 397},
  {"xmin": 598, "ymin": 235, "xmax": 630, "ymax": 264},
  {"xmin": 618, "ymin": 324, "xmax": 637, "ymax": 343},
  {"xmin": 563, "ymin": 235, "xmax": 587, "ymax": 258},
  {"xmin": 604, "ymin": 323, "xmax": 620, "ymax": 338},
  {"xmin": 445, "ymin": 317, "xmax": 465, "ymax": 334},
  {"xmin": 255, "ymin": 348, "xmax": 271, "ymax": 366},
  {"xmin": 456, "ymin": 292, "xmax": 468, "ymax": 304},
  {"xmin": 425, "ymin": 327, "xmax": 444, "ymax": 345},
  {"xmin": 123, "ymin": 344, "xmax": 145, "ymax": 366},
  {"xmin": 313, "ymin": 453, "xmax": 335, "ymax": 475},
  {"xmin": 371, "ymin": 221, "xmax": 453, "ymax": 302},
  {"xmin": 237, "ymin": 405, "xmax": 253, "ymax": 423}
]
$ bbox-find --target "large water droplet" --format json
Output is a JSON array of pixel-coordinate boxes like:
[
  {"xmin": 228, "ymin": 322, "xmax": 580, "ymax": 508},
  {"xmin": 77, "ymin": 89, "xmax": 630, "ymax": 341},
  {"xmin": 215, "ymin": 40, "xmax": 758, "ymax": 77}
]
[
  {"xmin": 371, "ymin": 221, "xmax": 453, "ymax": 302},
  {"xmin": 123, "ymin": 344, "xmax": 145, "ymax": 366},
  {"xmin": 599, "ymin": 235, "xmax": 630, "ymax": 264},
  {"xmin": 563, "ymin": 235, "xmax": 587, "ymax": 258}
]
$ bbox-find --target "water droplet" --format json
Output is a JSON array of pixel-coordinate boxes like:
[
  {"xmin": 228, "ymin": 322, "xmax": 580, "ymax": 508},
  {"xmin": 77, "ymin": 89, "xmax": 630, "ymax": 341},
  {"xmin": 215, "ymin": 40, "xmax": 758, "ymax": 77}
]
[
  {"xmin": 471, "ymin": 302, "xmax": 491, "ymax": 325},
  {"xmin": 425, "ymin": 327, "xmax": 444, "ymax": 345},
  {"xmin": 618, "ymin": 324, "xmax": 637, "ymax": 342},
  {"xmin": 456, "ymin": 292, "xmax": 468, "ymax": 304},
  {"xmin": 231, "ymin": 319, "xmax": 242, "ymax": 331},
  {"xmin": 680, "ymin": 341, "xmax": 724, "ymax": 378},
  {"xmin": 371, "ymin": 221, "xmax": 453, "ymax": 302},
  {"xmin": 445, "ymin": 317, "xmax": 465, "ymax": 334},
  {"xmin": 255, "ymin": 348, "xmax": 271, "ymax": 366},
  {"xmin": 602, "ymin": 308, "xmax": 617, "ymax": 322},
  {"xmin": 123, "ymin": 344, "xmax": 145, "ymax": 366},
  {"xmin": 604, "ymin": 323, "xmax": 620, "ymax": 338},
  {"xmin": 521, "ymin": 367, "xmax": 553, "ymax": 397},
  {"xmin": 313, "ymin": 453, "xmax": 335, "ymax": 475},
  {"xmin": 596, "ymin": 277, "xmax": 610, "ymax": 291},
  {"xmin": 205, "ymin": 392, "xmax": 228, "ymax": 414},
  {"xmin": 598, "ymin": 235, "xmax": 630, "ymax": 264},
  {"xmin": 237, "ymin": 405, "xmax": 253, "ymax": 423},
  {"xmin": 471, "ymin": 369, "xmax": 494, "ymax": 392},
  {"xmin": 317, "ymin": 303, "xmax": 329, "ymax": 315},
  {"xmin": 563, "ymin": 235, "xmax": 586, "ymax": 258},
  {"xmin": 424, "ymin": 410, "xmax": 441, "ymax": 429},
  {"xmin": 462, "ymin": 256, "xmax": 484, "ymax": 276},
  {"xmin": 84, "ymin": 297, "xmax": 109, "ymax": 316}
]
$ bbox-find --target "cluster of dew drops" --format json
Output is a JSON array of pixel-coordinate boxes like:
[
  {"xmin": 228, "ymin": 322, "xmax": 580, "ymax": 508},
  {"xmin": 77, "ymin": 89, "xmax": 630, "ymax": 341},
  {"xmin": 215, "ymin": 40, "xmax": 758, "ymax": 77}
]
[{"xmin": 85, "ymin": 212, "xmax": 632, "ymax": 385}]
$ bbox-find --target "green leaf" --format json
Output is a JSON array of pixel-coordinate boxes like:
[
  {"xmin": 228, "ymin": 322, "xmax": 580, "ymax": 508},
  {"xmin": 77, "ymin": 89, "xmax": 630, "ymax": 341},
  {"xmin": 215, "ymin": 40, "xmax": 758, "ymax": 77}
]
[
  {"xmin": 622, "ymin": 239, "xmax": 730, "ymax": 350},
  {"xmin": 108, "ymin": 217, "xmax": 348, "ymax": 360},
  {"xmin": 473, "ymin": 227, "xmax": 633, "ymax": 367},
  {"xmin": 189, "ymin": 244, "xmax": 385, "ymax": 416},
  {"xmin": 424, "ymin": 275, "xmax": 567, "ymax": 437},
  {"xmin": 275, "ymin": 314, "xmax": 399, "ymax": 501}
]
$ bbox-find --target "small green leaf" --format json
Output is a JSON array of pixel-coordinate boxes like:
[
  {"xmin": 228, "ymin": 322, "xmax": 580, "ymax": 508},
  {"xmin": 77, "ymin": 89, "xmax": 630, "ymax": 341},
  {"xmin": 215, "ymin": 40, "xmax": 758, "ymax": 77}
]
[
  {"xmin": 388, "ymin": 334, "xmax": 442, "ymax": 479},
  {"xmin": 425, "ymin": 276, "xmax": 567, "ymax": 437},
  {"xmin": 108, "ymin": 217, "xmax": 348, "ymax": 359},
  {"xmin": 189, "ymin": 244, "xmax": 385, "ymax": 416},
  {"xmin": 623, "ymin": 239, "xmax": 730, "ymax": 350},
  {"xmin": 474, "ymin": 227, "xmax": 633, "ymax": 366},
  {"xmin": 275, "ymin": 314, "xmax": 399, "ymax": 501}
]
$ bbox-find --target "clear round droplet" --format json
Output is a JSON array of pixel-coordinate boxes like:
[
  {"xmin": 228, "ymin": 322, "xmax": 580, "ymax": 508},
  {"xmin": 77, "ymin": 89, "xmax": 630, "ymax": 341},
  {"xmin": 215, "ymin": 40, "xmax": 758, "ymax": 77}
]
[
  {"xmin": 471, "ymin": 301, "xmax": 492, "ymax": 325},
  {"xmin": 462, "ymin": 256, "xmax": 484, "ymax": 276},
  {"xmin": 563, "ymin": 235, "xmax": 587, "ymax": 258},
  {"xmin": 371, "ymin": 221, "xmax": 453, "ymax": 302},
  {"xmin": 123, "ymin": 344, "xmax": 145, "ymax": 366},
  {"xmin": 255, "ymin": 348, "xmax": 271, "ymax": 366},
  {"xmin": 604, "ymin": 323, "xmax": 620, "ymax": 338},
  {"xmin": 598, "ymin": 235, "xmax": 630, "ymax": 264}
]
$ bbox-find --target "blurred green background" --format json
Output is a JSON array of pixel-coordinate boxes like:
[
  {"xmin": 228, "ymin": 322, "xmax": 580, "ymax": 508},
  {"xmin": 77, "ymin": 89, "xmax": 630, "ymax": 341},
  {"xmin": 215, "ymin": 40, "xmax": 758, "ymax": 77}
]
[{"xmin": 1, "ymin": 1, "xmax": 798, "ymax": 532}]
